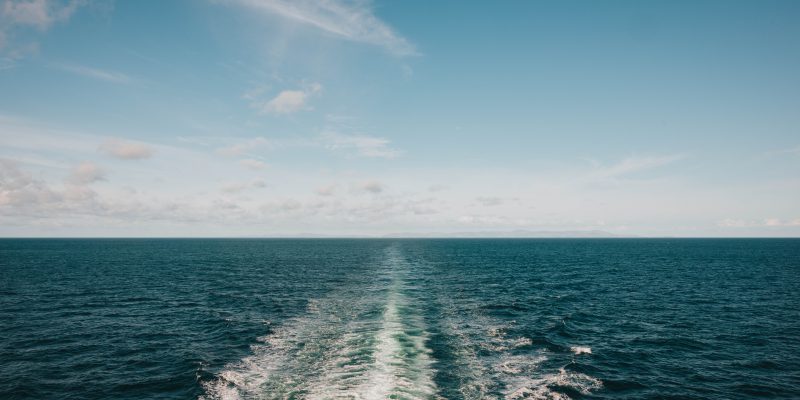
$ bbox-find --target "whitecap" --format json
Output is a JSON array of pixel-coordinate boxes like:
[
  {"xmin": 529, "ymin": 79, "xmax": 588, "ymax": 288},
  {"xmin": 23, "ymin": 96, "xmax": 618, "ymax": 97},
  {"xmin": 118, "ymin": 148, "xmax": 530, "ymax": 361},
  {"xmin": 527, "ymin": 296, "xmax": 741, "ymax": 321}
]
[
  {"xmin": 570, "ymin": 346, "xmax": 592, "ymax": 355},
  {"xmin": 504, "ymin": 367, "xmax": 602, "ymax": 399}
]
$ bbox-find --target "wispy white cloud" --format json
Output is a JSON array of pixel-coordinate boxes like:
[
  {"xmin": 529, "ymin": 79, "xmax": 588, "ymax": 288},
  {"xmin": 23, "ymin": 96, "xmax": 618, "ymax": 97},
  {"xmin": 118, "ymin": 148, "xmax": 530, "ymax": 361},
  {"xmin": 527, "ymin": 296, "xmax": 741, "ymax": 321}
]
[
  {"xmin": 589, "ymin": 154, "xmax": 684, "ymax": 180},
  {"xmin": 263, "ymin": 90, "xmax": 306, "ymax": 114},
  {"xmin": 320, "ymin": 131, "xmax": 401, "ymax": 159},
  {"xmin": 221, "ymin": 178, "xmax": 267, "ymax": 193},
  {"xmin": 259, "ymin": 82, "xmax": 322, "ymax": 114},
  {"xmin": 1, "ymin": 0, "xmax": 87, "ymax": 66},
  {"xmin": 216, "ymin": 137, "xmax": 270, "ymax": 157},
  {"xmin": 360, "ymin": 180, "xmax": 383, "ymax": 194},
  {"xmin": 98, "ymin": 139, "xmax": 154, "ymax": 159},
  {"xmin": 55, "ymin": 63, "xmax": 133, "ymax": 84},
  {"xmin": 4, "ymin": 115, "xmax": 798, "ymax": 237},
  {"xmin": 206, "ymin": 130, "xmax": 400, "ymax": 160},
  {"xmin": 315, "ymin": 184, "xmax": 336, "ymax": 196},
  {"xmin": 67, "ymin": 160, "xmax": 104, "ymax": 185},
  {"xmin": 226, "ymin": 0, "xmax": 416, "ymax": 56},
  {"xmin": 718, "ymin": 218, "xmax": 800, "ymax": 228},
  {"xmin": 239, "ymin": 158, "xmax": 267, "ymax": 170},
  {"xmin": 1, "ymin": 0, "xmax": 84, "ymax": 31},
  {"xmin": 475, "ymin": 196, "xmax": 504, "ymax": 207}
]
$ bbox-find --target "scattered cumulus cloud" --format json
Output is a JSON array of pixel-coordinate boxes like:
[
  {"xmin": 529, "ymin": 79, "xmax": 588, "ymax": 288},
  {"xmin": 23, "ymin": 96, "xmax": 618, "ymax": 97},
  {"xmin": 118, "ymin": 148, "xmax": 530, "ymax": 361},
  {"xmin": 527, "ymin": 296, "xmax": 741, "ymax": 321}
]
[
  {"xmin": 67, "ymin": 161, "xmax": 104, "ymax": 185},
  {"xmin": 0, "ymin": 159, "xmax": 106, "ymax": 216},
  {"xmin": 221, "ymin": 179, "xmax": 267, "ymax": 193},
  {"xmin": 0, "ymin": 158, "xmax": 59, "ymax": 208},
  {"xmin": 259, "ymin": 82, "xmax": 322, "ymax": 114},
  {"xmin": 316, "ymin": 184, "xmax": 336, "ymax": 196},
  {"xmin": 98, "ymin": 139, "xmax": 154, "ymax": 160},
  {"xmin": 361, "ymin": 180, "xmax": 384, "ymax": 194},
  {"xmin": 4, "ymin": 115, "xmax": 798, "ymax": 237},
  {"xmin": 475, "ymin": 196, "xmax": 504, "ymax": 207},
  {"xmin": 239, "ymin": 158, "xmax": 267, "ymax": 170},
  {"xmin": 226, "ymin": 0, "xmax": 416, "ymax": 56}
]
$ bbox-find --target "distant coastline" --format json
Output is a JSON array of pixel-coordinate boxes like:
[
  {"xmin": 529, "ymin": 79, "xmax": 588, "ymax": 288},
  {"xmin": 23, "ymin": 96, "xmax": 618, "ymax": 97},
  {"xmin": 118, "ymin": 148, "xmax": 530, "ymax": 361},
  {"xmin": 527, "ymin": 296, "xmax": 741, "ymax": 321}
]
[{"xmin": 381, "ymin": 230, "xmax": 634, "ymax": 238}]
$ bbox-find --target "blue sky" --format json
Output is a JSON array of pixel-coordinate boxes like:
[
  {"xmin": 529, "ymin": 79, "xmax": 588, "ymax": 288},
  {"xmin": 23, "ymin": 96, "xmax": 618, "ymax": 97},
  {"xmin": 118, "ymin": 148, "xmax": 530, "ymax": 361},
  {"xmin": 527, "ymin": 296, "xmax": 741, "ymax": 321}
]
[{"xmin": 1, "ymin": 0, "xmax": 799, "ymax": 236}]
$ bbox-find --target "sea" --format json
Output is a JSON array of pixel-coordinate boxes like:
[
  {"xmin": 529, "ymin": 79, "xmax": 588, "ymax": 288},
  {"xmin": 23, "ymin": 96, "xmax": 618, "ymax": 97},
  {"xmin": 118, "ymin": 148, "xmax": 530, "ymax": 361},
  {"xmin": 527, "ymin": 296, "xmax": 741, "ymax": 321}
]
[{"xmin": 1, "ymin": 239, "xmax": 798, "ymax": 399}]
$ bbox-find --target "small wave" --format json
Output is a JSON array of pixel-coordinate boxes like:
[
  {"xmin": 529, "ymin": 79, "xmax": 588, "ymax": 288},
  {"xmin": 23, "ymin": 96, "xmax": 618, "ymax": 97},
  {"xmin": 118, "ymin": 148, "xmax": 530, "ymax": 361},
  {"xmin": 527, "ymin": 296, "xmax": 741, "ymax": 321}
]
[
  {"xmin": 495, "ymin": 354, "xmax": 548, "ymax": 376},
  {"xmin": 481, "ymin": 326, "xmax": 534, "ymax": 352}
]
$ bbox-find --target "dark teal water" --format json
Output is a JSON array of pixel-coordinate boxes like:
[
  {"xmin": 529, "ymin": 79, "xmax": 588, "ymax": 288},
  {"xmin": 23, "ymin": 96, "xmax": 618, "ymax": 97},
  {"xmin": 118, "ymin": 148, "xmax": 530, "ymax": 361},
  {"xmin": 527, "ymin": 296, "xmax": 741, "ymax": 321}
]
[{"xmin": 1, "ymin": 239, "xmax": 799, "ymax": 399}]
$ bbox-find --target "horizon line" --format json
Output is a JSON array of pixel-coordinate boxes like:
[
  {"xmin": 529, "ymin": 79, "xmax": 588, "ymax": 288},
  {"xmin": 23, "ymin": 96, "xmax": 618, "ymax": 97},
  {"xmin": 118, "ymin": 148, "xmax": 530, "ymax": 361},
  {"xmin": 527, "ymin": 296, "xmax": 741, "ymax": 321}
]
[{"xmin": 2, "ymin": 236, "xmax": 799, "ymax": 239}]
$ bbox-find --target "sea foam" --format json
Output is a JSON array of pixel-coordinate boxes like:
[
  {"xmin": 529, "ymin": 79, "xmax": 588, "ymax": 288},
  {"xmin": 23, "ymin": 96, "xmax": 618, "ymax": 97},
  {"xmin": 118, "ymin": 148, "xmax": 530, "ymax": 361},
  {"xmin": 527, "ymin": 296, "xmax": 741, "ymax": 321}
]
[{"xmin": 570, "ymin": 346, "xmax": 592, "ymax": 355}]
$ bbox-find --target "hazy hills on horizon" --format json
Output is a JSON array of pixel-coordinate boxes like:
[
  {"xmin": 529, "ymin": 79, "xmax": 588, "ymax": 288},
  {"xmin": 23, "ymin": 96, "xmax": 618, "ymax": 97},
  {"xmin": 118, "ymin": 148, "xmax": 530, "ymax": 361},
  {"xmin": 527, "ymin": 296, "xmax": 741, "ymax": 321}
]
[
  {"xmin": 281, "ymin": 230, "xmax": 634, "ymax": 239},
  {"xmin": 382, "ymin": 230, "xmax": 634, "ymax": 238}
]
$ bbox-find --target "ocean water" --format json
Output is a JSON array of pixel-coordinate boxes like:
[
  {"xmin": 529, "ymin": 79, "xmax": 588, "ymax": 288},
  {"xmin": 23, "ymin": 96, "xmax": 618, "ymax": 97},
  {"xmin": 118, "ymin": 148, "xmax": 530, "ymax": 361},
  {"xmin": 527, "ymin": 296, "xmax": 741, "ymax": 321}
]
[{"xmin": 1, "ymin": 239, "xmax": 799, "ymax": 399}]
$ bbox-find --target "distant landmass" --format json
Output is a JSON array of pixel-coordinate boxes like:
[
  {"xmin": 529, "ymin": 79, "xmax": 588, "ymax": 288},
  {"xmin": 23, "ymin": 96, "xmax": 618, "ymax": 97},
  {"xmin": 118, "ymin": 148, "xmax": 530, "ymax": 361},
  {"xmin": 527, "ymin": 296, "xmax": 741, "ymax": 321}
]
[
  {"xmin": 382, "ymin": 230, "xmax": 634, "ymax": 238},
  {"xmin": 249, "ymin": 230, "xmax": 634, "ymax": 238}
]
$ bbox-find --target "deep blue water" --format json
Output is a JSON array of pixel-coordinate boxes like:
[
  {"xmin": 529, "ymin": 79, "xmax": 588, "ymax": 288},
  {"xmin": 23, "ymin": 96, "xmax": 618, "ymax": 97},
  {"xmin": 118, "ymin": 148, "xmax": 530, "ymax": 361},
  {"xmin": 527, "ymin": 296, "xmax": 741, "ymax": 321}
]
[{"xmin": 1, "ymin": 239, "xmax": 799, "ymax": 399}]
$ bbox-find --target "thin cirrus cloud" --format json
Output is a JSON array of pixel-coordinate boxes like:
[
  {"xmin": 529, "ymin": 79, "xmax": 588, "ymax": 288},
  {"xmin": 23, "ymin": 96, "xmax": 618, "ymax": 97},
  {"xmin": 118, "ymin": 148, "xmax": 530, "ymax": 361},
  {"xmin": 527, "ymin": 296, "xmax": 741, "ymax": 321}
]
[
  {"xmin": 589, "ymin": 154, "xmax": 684, "ymax": 180},
  {"xmin": 98, "ymin": 139, "xmax": 154, "ymax": 160},
  {"xmin": 54, "ymin": 63, "xmax": 134, "ymax": 84},
  {"xmin": 216, "ymin": 131, "xmax": 401, "ymax": 159},
  {"xmin": 225, "ymin": 0, "xmax": 417, "ymax": 56},
  {"xmin": 216, "ymin": 137, "xmax": 270, "ymax": 157},
  {"xmin": 320, "ymin": 131, "xmax": 401, "ymax": 159}
]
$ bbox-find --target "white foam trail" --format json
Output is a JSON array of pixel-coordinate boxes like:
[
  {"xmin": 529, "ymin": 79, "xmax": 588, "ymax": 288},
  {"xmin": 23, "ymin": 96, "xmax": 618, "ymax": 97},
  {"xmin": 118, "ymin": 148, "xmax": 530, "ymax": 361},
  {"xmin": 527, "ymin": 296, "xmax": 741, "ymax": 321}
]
[
  {"xmin": 198, "ymin": 321, "xmax": 294, "ymax": 399},
  {"xmin": 361, "ymin": 291, "xmax": 403, "ymax": 399},
  {"xmin": 200, "ymin": 288, "xmax": 381, "ymax": 399},
  {"xmin": 201, "ymin": 246, "xmax": 438, "ymax": 400},
  {"xmin": 200, "ymin": 244, "xmax": 602, "ymax": 400},
  {"xmin": 356, "ymin": 250, "xmax": 437, "ymax": 399}
]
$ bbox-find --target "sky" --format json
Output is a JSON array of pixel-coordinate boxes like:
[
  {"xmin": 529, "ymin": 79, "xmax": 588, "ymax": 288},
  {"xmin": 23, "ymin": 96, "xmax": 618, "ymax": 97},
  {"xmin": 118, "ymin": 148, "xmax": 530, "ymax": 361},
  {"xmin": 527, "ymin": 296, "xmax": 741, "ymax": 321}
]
[{"xmin": 0, "ymin": 0, "xmax": 799, "ymax": 237}]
